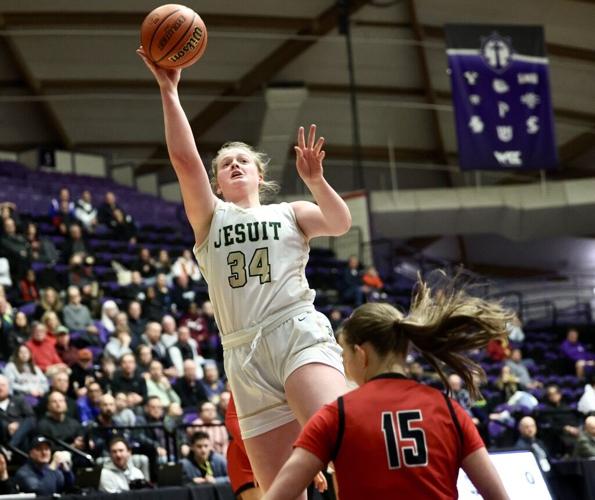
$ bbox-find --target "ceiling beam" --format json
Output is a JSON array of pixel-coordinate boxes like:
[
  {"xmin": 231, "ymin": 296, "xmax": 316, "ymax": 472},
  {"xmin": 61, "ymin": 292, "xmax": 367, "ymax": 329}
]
[
  {"xmin": 0, "ymin": 17, "xmax": 71, "ymax": 149},
  {"xmin": 23, "ymin": 80, "xmax": 593, "ymax": 125},
  {"xmin": 136, "ymin": 0, "xmax": 370, "ymax": 176},
  {"xmin": 0, "ymin": 13, "xmax": 310, "ymax": 31},
  {"xmin": 558, "ymin": 131, "xmax": 595, "ymax": 163}
]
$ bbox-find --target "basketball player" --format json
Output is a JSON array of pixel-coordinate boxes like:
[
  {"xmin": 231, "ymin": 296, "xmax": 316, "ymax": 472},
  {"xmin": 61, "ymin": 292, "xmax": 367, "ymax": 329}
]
[
  {"xmin": 264, "ymin": 278, "xmax": 511, "ymax": 500},
  {"xmin": 137, "ymin": 49, "xmax": 349, "ymax": 496}
]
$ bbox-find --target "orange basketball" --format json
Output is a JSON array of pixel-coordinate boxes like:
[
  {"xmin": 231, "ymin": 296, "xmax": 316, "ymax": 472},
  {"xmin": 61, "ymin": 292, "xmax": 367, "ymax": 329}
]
[{"xmin": 140, "ymin": 4, "xmax": 207, "ymax": 69}]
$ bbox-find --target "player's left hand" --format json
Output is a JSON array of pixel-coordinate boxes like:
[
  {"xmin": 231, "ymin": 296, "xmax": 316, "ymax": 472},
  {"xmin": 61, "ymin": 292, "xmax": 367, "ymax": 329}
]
[
  {"xmin": 295, "ymin": 124, "xmax": 325, "ymax": 186},
  {"xmin": 313, "ymin": 471, "xmax": 328, "ymax": 492}
]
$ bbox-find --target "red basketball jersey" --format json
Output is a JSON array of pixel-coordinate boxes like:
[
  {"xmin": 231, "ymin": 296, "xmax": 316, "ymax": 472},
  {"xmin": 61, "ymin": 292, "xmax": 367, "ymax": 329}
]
[{"xmin": 295, "ymin": 373, "xmax": 484, "ymax": 500}]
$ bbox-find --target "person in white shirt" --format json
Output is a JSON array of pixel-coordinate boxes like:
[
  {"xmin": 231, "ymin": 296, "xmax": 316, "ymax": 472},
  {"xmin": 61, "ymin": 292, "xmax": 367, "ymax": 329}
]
[
  {"xmin": 99, "ymin": 437, "xmax": 146, "ymax": 493},
  {"xmin": 578, "ymin": 372, "xmax": 595, "ymax": 415}
]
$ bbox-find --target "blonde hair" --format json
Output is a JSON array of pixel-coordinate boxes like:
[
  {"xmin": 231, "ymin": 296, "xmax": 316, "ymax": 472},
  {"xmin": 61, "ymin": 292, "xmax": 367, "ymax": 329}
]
[
  {"xmin": 340, "ymin": 273, "xmax": 513, "ymax": 399},
  {"xmin": 210, "ymin": 142, "xmax": 279, "ymax": 201}
]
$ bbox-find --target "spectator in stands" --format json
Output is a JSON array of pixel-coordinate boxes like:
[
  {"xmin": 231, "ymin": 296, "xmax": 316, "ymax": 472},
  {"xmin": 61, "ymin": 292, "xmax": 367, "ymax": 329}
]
[
  {"xmin": 538, "ymin": 384, "xmax": 580, "ymax": 457},
  {"xmin": 199, "ymin": 300, "xmax": 221, "ymax": 361},
  {"xmin": 114, "ymin": 311, "xmax": 131, "ymax": 336},
  {"xmin": 54, "ymin": 326, "xmax": 79, "ymax": 367},
  {"xmin": 49, "ymin": 188, "xmax": 74, "ymax": 221},
  {"xmin": 154, "ymin": 273, "xmax": 173, "ymax": 314},
  {"xmin": 99, "ymin": 437, "xmax": 146, "ymax": 493},
  {"xmin": 112, "ymin": 353, "xmax": 147, "ymax": 406},
  {"xmin": 136, "ymin": 396, "xmax": 168, "ymax": 462},
  {"xmin": 340, "ymin": 255, "xmax": 365, "ymax": 306},
  {"xmin": 181, "ymin": 431, "xmax": 229, "ymax": 485},
  {"xmin": 100, "ymin": 300, "xmax": 119, "ymax": 336},
  {"xmin": 578, "ymin": 371, "xmax": 595, "ymax": 415},
  {"xmin": 105, "ymin": 325, "xmax": 133, "ymax": 361},
  {"xmin": 486, "ymin": 337, "xmax": 511, "ymax": 362},
  {"xmin": 171, "ymin": 272, "xmax": 195, "ymax": 315},
  {"xmin": 5, "ymin": 310, "xmax": 30, "ymax": 357},
  {"xmin": 506, "ymin": 314, "xmax": 525, "ymax": 344},
  {"xmin": 448, "ymin": 373, "xmax": 478, "ymax": 424},
  {"xmin": 0, "ymin": 202, "xmax": 20, "ymax": 233},
  {"xmin": 160, "ymin": 314, "xmax": 178, "ymax": 349},
  {"xmin": 114, "ymin": 392, "xmax": 136, "ymax": 427},
  {"xmin": 53, "ymin": 199, "xmax": 78, "ymax": 236},
  {"xmin": 0, "ymin": 449, "xmax": 16, "ymax": 494},
  {"xmin": 123, "ymin": 272, "xmax": 146, "ymax": 305},
  {"xmin": 408, "ymin": 360, "xmax": 437, "ymax": 385},
  {"xmin": 143, "ymin": 286, "xmax": 164, "ymax": 322},
  {"xmin": 4, "ymin": 344, "xmax": 48, "ymax": 398},
  {"xmin": 41, "ymin": 310, "xmax": 64, "ymax": 343},
  {"xmin": 77, "ymin": 381, "xmax": 103, "ymax": 425},
  {"xmin": 179, "ymin": 302, "xmax": 209, "ymax": 349},
  {"xmin": 514, "ymin": 416, "xmax": 551, "ymax": 473},
  {"xmin": 96, "ymin": 356, "xmax": 117, "ymax": 394},
  {"xmin": 70, "ymin": 348, "xmax": 95, "ymax": 395},
  {"xmin": 572, "ymin": 415, "xmax": 595, "ymax": 459},
  {"xmin": 0, "ymin": 374, "xmax": 36, "ymax": 449},
  {"xmin": 15, "ymin": 436, "xmax": 74, "ymax": 495},
  {"xmin": 37, "ymin": 390, "xmax": 84, "ymax": 446},
  {"xmin": 133, "ymin": 247, "xmax": 156, "ymax": 280},
  {"xmin": 62, "ymin": 223, "xmax": 89, "ymax": 263},
  {"xmin": 34, "ymin": 286, "xmax": 63, "ymax": 321},
  {"xmin": 19, "ymin": 268, "xmax": 39, "ymax": 303},
  {"xmin": 172, "ymin": 249, "xmax": 201, "ymax": 283},
  {"xmin": 174, "ymin": 359, "xmax": 209, "ymax": 411},
  {"xmin": 74, "ymin": 190, "xmax": 97, "ymax": 233},
  {"xmin": 69, "ymin": 255, "xmax": 100, "ymax": 314},
  {"xmin": 24, "ymin": 222, "xmax": 59, "ymax": 267},
  {"xmin": 62, "ymin": 285, "xmax": 100, "ymax": 345},
  {"xmin": 155, "ymin": 249, "xmax": 172, "ymax": 276},
  {"xmin": 140, "ymin": 321, "xmax": 176, "ymax": 377},
  {"xmin": 145, "ymin": 360, "xmax": 181, "ymax": 408},
  {"xmin": 0, "ymin": 298, "xmax": 14, "ymax": 362},
  {"xmin": 0, "ymin": 217, "xmax": 29, "ymax": 281},
  {"xmin": 189, "ymin": 401, "xmax": 229, "ymax": 456},
  {"xmin": 97, "ymin": 191, "xmax": 120, "ymax": 226},
  {"xmin": 25, "ymin": 321, "xmax": 68, "ymax": 373},
  {"xmin": 136, "ymin": 344, "xmax": 154, "ymax": 373},
  {"xmin": 111, "ymin": 208, "xmax": 137, "ymax": 244},
  {"xmin": 328, "ymin": 308, "xmax": 344, "ymax": 334},
  {"xmin": 88, "ymin": 393, "xmax": 126, "ymax": 458},
  {"xmin": 200, "ymin": 361, "xmax": 226, "ymax": 403},
  {"xmin": 169, "ymin": 325, "xmax": 204, "ymax": 378},
  {"xmin": 495, "ymin": 365, "xmax": 520, "ymax": 403},
  {"xmin": 561, "ymin": 328, "xmax": 595, "ymax": 379},
  {"xmin": 361, "ymin": 265, "xmax": 387, "ymax": 302},
  {"xmin": 35, "ymin": 371, "xmax": 79, "ymax": 420}
]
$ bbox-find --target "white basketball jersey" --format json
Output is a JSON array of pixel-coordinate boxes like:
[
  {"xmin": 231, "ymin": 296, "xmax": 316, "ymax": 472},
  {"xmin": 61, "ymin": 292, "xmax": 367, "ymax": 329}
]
[{"xmin": 194, "ymin": 199, "xmax": 315, "ymax": 335}]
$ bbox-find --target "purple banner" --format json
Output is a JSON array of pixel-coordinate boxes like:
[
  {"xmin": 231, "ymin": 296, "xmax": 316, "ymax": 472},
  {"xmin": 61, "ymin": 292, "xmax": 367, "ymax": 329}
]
[{"xmin": 445, "ymin": 24, "xmax": 558, "ymax": 170}]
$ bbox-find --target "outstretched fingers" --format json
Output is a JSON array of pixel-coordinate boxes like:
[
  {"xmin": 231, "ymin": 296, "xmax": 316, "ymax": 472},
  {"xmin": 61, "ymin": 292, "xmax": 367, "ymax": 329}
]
[
  {"xmin": 297, "ymin": 126, "xmax": 306, "ymax": 150},
  {"xmin": 307, "ymin": 124, "xmax": 317, "ymax": 149}
]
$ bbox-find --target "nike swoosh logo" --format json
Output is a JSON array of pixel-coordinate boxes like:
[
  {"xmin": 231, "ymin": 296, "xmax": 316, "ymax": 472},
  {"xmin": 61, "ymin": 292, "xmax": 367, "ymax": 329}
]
[{"xmin": 297, "ymin": 315, "xmax": 307, "ymax": 321}]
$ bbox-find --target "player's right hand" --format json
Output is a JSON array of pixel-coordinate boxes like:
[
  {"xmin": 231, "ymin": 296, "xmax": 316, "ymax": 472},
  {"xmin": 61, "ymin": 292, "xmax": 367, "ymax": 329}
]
[{"xmin": 137, "ymin": 46, "xmax": 181, "ymax": 91}]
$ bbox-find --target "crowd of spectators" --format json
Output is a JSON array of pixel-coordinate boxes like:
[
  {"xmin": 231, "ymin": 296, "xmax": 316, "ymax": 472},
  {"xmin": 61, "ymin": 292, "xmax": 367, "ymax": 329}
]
[{"xmin": 0, "ymin": 185, "xmax": 594, "ymax": 496}]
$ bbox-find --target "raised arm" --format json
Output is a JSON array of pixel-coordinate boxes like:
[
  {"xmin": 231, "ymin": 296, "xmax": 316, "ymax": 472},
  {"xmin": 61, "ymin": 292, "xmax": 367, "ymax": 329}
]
[
  {"xmin": 137, "ymin": 48, "xmax": 216, "ymax": 245},
  {"xmin": 291, "ymin": 125, "xmax": 352, "ymax": 240}
]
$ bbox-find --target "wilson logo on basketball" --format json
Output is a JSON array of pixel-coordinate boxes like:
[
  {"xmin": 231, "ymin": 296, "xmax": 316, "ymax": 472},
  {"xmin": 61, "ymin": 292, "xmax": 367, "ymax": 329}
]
[
  {"xmin": 168, "ymin": 26, "xmax": 204, "ymax": 62},
  {"xmin": 158, "ymin": 15, "xmax": 186, "ymax": 50}
]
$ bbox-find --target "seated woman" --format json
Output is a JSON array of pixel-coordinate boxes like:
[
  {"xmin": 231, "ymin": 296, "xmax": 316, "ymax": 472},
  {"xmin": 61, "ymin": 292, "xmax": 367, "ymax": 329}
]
[{"xmin": 4, "ymin": 344, "xmax": 49, "ymax": 398}]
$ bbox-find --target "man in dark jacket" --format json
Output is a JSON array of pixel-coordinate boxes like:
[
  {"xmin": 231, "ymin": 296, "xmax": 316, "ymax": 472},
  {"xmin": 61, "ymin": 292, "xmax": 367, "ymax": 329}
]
[
  {"xmin": 0, "ymin": 374, "xmax": 35, "ymax": 449},
  {"xmin": 181, "ymin": 431, "xmax": 229, "ymax": 485},
  {"xmin": 174, "ymin": 359, "xmax": 208, "ymax": 410},
  {"xmin": 14, "ymin": 436, "xmax": 74, "ymax": 495}
]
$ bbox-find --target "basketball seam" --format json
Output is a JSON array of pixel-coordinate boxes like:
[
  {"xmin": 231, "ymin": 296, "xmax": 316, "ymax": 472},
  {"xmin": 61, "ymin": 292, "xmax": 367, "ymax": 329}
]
[
  {"xmin": 147, "ymin": 8, "xmax": 183, "ymax": 62},
  {"xmin": 157, "ymin": 12, "xmax": 196, "ymax": 64}
]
